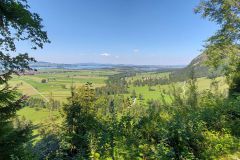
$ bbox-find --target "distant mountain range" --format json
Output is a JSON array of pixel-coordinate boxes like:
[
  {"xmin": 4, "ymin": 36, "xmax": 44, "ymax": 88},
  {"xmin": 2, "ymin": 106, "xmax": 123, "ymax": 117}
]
[
  {"xmin": 30, "ymin": 61, "xmax": 186, "ymax": 71},
  {"xmin": 18, "ymin": 52, "xmax": 225, "ymax": 81},
  {"xmin": 31, "ymin": 54, "xmax": 221, "ymax": 80}
]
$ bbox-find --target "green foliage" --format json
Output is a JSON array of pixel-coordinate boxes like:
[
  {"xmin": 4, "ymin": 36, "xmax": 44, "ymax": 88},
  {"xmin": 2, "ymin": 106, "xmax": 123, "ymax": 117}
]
[
  {"xmin": 14, "ymin": 72, "xmax": 240, "ymax": 160},
  {"xmin": 0, "ymin": 56, "xmax": 34, "ymax": 159},
  {"xmin": 61, "ymin": 83, "xmax": 101, "ymax": 158},
  {"xmin": 0, "ymin": 0, "xmax": 49, "ymax": 158},
  {"xmin": 0, "ymin": 0, "xmax": 50, "ymax": 51},
  {"xmin": 203, "ymin": 130, "xmax": 240, "ymax": 159},
  {"xmin": 2, "ymin": 1, "xmax": 240, "ymax": 159},
  {"xmin": 131, "ymin": 89, "xmax": 136, "ymax": 98},
  {"xmin": 0, "ymin": 111, "xmax": 33, "ymax": 159},
  {"xmin": 195, "ymin": 0, "xmax": 239, "ymax": 46},
  {"xmin": 96, "ymin": 72, "xmax": 132, "ymax": 95},
  {"xmin": 195, "ymin": 0, "xmax": 240, "ymax": 96}
]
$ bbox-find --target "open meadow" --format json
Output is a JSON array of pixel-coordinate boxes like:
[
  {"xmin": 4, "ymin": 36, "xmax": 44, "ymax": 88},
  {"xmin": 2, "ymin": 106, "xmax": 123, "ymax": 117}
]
[
  {"xmin": 125, "ymin": 72, "xmax": 228, "ymax": 105},
  {"xmin": 10, "ymin": 69, "xmax": 119, "ymax": 102}
]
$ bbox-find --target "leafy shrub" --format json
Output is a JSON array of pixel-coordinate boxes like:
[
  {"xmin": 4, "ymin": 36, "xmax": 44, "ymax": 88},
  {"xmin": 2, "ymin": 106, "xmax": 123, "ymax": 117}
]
[
  {"xmin": 202, "ymin": 130, "xmax": 240, "ymax": 159},
  {"xmin": 41, "ymin": 79, "xmax": 47, "ymax": 83}
]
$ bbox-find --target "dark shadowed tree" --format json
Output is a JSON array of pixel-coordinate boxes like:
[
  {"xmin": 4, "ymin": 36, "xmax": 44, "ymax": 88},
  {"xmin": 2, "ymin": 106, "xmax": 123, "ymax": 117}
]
[{"xmin": 0, "ymin": 0, "xmax": 49, "ymax": 159}]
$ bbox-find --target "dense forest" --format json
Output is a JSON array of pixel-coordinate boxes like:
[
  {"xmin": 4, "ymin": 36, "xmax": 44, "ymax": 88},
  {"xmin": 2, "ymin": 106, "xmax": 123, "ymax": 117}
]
[{"xmin": 1, "ymin": 0, "xmax": 240, "ymax": 159}]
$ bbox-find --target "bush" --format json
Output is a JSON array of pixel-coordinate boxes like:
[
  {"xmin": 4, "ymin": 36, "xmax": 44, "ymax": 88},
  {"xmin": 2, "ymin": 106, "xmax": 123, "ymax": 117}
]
[
  {"xmin": 41, "ymin": 79, "xmax": 47, "ymax": 83},
  {"xmin": 202, "ymin": 130, "xmax": 240, "ymax": 159}
]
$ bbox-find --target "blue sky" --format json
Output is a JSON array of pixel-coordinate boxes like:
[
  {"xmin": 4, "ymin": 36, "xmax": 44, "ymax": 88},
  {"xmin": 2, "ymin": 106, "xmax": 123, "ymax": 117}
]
[{"xmin": 20, "ymin": 0, "xmax": 218, "ymax": 65}]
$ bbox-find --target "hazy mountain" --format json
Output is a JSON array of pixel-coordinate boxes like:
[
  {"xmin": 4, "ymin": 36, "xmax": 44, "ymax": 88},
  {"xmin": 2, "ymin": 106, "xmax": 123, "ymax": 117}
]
[
  {"xmin": 30, "ymin": 61, "xmax": 185, "ymax": 71},
  {"xmin": 170, "ymin": 53, "xmax": 222, "ymax": 81}
]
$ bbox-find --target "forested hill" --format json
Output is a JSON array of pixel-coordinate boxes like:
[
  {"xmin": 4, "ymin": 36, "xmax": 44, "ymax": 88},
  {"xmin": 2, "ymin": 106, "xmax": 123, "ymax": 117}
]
[{"xmin": 170, "ymin": 53, "xmax": 222, "ymax": 81}]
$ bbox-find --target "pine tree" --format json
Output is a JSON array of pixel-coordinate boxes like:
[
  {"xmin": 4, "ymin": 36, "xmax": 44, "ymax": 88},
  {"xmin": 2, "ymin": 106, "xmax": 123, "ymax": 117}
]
[
  {"xmin": 62, "ymin": 83, "xmax": 99, "ymax": 158},
  {"xmin": 109, "ymin": 99, "xmax": 116, "ymax": 160},
  {"xmin": 186, "ymin": 68, "xmax": 198, "ymax": 108}
]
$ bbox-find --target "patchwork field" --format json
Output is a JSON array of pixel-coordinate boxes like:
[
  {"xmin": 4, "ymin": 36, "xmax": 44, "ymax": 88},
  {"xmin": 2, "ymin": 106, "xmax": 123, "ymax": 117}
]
[
  {"xmin": 11, "ymin": 69, "xmax": 228, "ymax": 104},
  {"xmin": 10, "ymin": 69, "xmax": 119, "ymax": 102}
]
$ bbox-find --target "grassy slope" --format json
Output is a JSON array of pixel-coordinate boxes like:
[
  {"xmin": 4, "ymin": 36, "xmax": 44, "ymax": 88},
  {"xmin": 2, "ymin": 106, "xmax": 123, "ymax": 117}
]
[
  {"xmin": 126, "ymin": 71, "xmax": 170, "ymax": 82},
  {"xmin": 126, "ymin": 73, "xmax": 228, "ymax": 105},
  {"xmin": 17, "ymin": 107, "xmax": 60, "ymax": 142},
  {"xmin": 18, "ymin": 107, "xmax": 58, "ymax": 124}
]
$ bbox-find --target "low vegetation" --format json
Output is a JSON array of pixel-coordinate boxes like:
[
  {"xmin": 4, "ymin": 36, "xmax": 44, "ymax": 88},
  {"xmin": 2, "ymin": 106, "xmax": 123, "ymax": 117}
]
[{"xmin": 1, "ymin": 0, "xmax": 240, "ymax": 159}]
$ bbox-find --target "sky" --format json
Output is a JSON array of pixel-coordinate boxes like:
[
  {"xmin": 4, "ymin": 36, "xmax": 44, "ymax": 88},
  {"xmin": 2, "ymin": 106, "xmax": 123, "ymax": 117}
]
[{"xmin": 18, "ymin": 0, "xmax": 218, "ymax": 65}]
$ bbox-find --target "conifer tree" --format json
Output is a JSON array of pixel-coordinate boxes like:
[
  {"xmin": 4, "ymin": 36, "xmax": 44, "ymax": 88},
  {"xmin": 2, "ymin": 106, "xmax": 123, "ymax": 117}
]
[
  {"xmin": 109, "ymin": 99, "xmax": 116, "ymax": 160},
  {"xmin": 62, "ymin": 83, "xmax": 99, "ymax": 158}
]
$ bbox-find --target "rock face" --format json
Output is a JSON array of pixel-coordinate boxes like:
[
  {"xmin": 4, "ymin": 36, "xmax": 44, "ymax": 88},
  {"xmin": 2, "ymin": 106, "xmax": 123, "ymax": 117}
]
[
  {"xmin": 189, "ymin": 53, "xmax": 208, "ymax": 67},
  {"xmin": 170, "ymin": 53, "xmax": 222, "ymax": 81}
]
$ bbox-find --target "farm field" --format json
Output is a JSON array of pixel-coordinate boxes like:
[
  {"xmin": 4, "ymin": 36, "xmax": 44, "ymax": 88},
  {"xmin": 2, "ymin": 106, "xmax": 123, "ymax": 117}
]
[
  {"xmin": 11, "ymin": 69, "xmax": 229, "ymax": 107},
  {"xmin": 11, "ymin": 68, "xmax": 229, "ymax": 107},
  {"xmin": 126, "ymin": 74, "xmax": 228, "ymax": 105},
  {"xmin": 10, "ymin": 69, "xmax": 119, "ymax": 102}
]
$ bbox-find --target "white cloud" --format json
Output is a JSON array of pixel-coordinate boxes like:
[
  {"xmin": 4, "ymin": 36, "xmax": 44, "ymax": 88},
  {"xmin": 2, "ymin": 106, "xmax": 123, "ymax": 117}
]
[
  {"xmin": 133, "ymin": 49, "xmax": 139, "ymax": 53},
  {"xmin": 100, "ymin": 53, "xmax": 111, "ymax": 57},
  {"xmin": 115, "ymin": 55, "xmax": 119, "ymax": 59}
]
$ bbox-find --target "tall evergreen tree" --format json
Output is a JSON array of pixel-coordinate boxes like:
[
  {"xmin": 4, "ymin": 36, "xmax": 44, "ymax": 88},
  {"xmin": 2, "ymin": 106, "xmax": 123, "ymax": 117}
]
[
  {"xmin": 62, "ymin": 83, "xmax": 99, "ymax": 158},
  {"xmin": 109, "ymin": 99, "xmax": 116, "ymax": 160}
]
